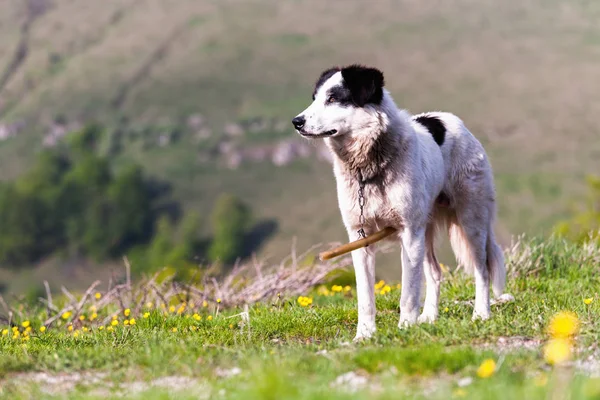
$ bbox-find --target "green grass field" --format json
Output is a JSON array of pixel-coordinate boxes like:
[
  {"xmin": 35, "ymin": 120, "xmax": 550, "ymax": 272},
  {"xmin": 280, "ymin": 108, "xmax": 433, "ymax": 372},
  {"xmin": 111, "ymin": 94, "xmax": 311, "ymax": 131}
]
[{"xmin": 1, "ymin": 235, "xmax": 599, "ymax": 399}]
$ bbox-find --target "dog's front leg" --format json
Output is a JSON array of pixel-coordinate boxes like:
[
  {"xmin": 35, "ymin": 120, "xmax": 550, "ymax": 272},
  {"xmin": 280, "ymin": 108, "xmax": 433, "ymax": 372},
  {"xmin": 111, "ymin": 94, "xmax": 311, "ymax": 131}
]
[
  {"xmin": 351, "ymin": 246, "xmax": 376, "ymax": 341},
  {"xmin": 399, "ymin": 226, "xmax": 426, "ymax": 327}
]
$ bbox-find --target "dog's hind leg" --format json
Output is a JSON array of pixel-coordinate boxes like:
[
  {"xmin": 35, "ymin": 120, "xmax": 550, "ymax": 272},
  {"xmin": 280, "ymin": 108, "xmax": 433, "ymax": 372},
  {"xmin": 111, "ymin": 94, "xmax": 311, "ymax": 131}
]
[
  {"xmin": 449, "ymin": 206, "xmax": 491, "ymax": 320},
  {"xmin": 399, "ymin": 226, "xmax": 426, "ymax": 327},
  {"xmin": 350, "ymin": 245, "xmax": 377, "ymax": 341},
  {"xmin": 418, "ymin": 223, "xmax": 442, "ymax": 324}
]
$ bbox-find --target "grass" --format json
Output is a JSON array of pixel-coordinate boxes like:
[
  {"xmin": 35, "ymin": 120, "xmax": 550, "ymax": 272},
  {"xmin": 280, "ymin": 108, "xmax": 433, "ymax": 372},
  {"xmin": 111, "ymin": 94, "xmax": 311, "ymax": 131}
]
[{"xmin": 1, "ymin": 236, "xmax": 599, "ymax": 399}]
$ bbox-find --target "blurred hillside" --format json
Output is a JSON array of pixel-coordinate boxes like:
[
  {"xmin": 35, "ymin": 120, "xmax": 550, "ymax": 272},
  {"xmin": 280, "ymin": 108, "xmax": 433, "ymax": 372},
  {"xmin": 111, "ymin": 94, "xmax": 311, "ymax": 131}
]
[{"xmin": 1, "ymin": 0, "xmax": 600, "ymax": 284}]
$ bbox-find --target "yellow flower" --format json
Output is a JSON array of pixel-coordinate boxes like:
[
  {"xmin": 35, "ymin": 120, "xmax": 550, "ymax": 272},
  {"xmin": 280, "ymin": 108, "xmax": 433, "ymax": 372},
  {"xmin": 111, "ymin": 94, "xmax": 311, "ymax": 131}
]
[
  {"xmin": 584, "ymin": 298, "xmax": 593, "ymax": 305},
  {"xmin": 111, "ymin": 320, "xmax": 118, "ymax": 326},
  {"xmin": 79, "ymin": 315, "xmax": 86, "ymax": 321},
  {"xmin": 107, "ymin": 326, "xmax": 114, "ymax": 332},
  {"xmin": 21, "ymin": 335, "xmax": 30, "ymax": 342},
  {"xmin": 217, "ymin": 298, "xmax": 222, "ymax": 304},
  {"xmin": 476, "ymin": 359, "xmax": 496, "ymax": 378},
  {"xmin": 112, "ymin": 315, "xmax": 118, "ymax": 320},
  {"xmin": 39, "ymin": 326, "xmax": 46, "ymax": 333},
  {"xmin": 89, "ymin": 305, "xmax": 97, "ymax": 312},
  {"xmin": 202, "ymin": 300, "xmax": 208, "ymax": 308},
  {"xmin": 82, "ymin": 327, "xmax": 89, "ymax": 332},
  {"xmin": 169, "ymin": 306, "xmax": 176, "ymax": 313},
  {"xmin": 374, "ymin": 280, "xmax": 385, "ymax": 290},
  {"xmin": 25, "ymin": 327, "xmax": 32, "ymax": 333},
  {"xmin": 444, "ymin": 307, "xmax": 449, "ymax": 313},
  {"xmin": 297, "ymin": 296, "xmax": 313, "ymax": 307},
  {"xmin": 143, "ymin": 312, "xmax": 150, "ymax": 319},
  {"xmin": 343, "ymin": 285, "xmax": 352, "ymax": 292},
  {"xmin": 171, "ymin": 327, "xmax": 177, "ymax": 333},
  {"xmin": 95, "ymin": 292, "xmax": 102, "ymax": 300},
  {"xmin": 2, "ymin": 329, "xmax": 8, "ymax": 336},
  {"xmin": 379, "ymin": 285, "xmax": 392, "ymax": 295},
  {"xmin": 544, "ymin": 338, "xmax": 572, "ymax": 365},
  {"xmin": 90, "ymin": 313, "xmax": 98, "ymax": 321},
  {"xmin": 67, "ymin": 325, "xmax": 73, "ymax": 332},
  {"xmin": 124, "ymin": 319, "xmax": 130, "ymax": 326},
  {"xmin": 548, "ymin": 311, "xmax": 579, "ymax": 339},
  {"xmin": 124, "ymin": 308, "xmax": 131, "ymax": 317},
  {"xmin": 207, "ymin": 315, "xmax": 213, "ymax": 321},
  {"xmin": 98, "ymin": 326, "xmax": 104, "ymax": 331},
  {"xmin": 21, "ymin": 321, "xmax": 30, "ymax": 328},
  {"xmin": 331, "ymin": 285, "xmax": 343, "ymax": 293},
  {"xmin": 177, "ymin": 305, "xmax": 185, "ymax": 314},
  {"xmin": 193, "ymin": 313, "xmax": 201, "ymax": 321},
  {"xmin": 129, "ymin": 318, "xmax": 136, "ymax": 325},
  {"xmin": 62, "ymin": 311, "xmax": 72, "ymax": 320}
]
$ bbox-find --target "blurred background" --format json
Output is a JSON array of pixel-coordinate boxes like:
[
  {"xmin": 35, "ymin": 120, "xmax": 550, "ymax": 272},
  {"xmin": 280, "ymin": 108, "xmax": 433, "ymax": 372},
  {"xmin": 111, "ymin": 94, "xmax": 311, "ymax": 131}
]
[{"xmin": 0, "ymin": 0, "xmax": 599, "ymax": 297}]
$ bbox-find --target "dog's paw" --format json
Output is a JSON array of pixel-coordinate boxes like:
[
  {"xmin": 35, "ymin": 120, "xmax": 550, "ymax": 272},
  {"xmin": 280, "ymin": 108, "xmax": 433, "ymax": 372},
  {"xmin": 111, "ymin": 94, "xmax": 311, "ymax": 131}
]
[
  {"xmin": 471, "ymin": 309, "xmax": 491, "ymax": 321},
  {"xmin": 353, "ymin": 324, "xmax": 376, "ymax": 342},
  {"xmin": 417, "ymin": 309, "xmax": 438, "ymax": 324},
  {"xmin": 398, "ymin": 311, "xmax": 419, "ymax": 329},
  {"xmin": 491, "ymin": 293, "xmax": 515, "ymax": 305}
]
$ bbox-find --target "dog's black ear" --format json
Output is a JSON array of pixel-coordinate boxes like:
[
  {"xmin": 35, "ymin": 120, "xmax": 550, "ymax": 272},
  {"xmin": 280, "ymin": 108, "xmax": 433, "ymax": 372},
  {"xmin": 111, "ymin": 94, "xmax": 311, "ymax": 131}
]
[
  {"xmin": 341, "ymin": 65, "xmax": 385, "ymax": 106},
  {"xmin": 313, "ymin": 67, "xmax": 341, "ymax": 99}
]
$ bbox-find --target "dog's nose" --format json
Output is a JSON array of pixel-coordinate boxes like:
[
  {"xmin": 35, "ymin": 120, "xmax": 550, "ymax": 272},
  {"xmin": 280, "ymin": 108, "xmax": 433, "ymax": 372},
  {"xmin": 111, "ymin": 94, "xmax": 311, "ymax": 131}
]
[{"xmin": 292, "ymin": 116, "xmax": 305, "ymax": 130}]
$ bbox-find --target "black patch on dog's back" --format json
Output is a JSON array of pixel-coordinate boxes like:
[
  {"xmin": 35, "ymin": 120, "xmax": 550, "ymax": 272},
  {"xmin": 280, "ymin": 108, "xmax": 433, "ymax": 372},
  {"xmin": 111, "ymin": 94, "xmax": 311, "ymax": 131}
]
[
  {"xmin": 415, "ymin": 115, "xmax": 446, "ymax": 146},
  {"xmin": 313, "ymin": 67, "xmax": 340, "ymax": 100}
]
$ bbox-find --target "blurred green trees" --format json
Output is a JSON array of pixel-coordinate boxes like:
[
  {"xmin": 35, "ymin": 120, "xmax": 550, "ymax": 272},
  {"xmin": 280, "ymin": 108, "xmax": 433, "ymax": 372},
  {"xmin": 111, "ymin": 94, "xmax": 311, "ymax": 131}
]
[
  {"xmin": 208, "ymin": 194, "xmax": 251, "ymax": 264},
  {"xmin": 0, "ymin": 125, "xmax": 157, "ymax": 265},
  {"xmin": 0, "ymin": 124, "xmax": 261, "ymax": 272}
]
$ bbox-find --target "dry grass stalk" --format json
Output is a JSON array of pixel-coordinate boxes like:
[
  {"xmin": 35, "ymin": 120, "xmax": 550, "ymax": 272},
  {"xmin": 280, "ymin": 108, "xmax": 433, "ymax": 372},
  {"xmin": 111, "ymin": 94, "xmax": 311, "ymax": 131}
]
[{"xmin": 37, "ymin": 244, "xmax": 353, "ymax": 328}]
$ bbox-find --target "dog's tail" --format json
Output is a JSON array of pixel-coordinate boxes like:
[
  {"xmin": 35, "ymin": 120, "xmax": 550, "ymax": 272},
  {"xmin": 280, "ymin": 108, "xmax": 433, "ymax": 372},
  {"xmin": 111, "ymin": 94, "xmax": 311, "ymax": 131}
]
[
  {"xmin": 486, "ymin": 226, "xmax": 506, "ymax": 298},
  {"xmin": 448, "ymin": 222, "xmax": 506, "ymax": 298}
]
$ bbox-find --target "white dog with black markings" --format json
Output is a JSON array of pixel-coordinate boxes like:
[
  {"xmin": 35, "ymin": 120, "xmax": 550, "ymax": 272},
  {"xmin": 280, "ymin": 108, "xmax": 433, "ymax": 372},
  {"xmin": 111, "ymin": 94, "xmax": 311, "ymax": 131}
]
[{"xmin": 292, "ymin": 65, "xmax": 508, "ymax": 341}]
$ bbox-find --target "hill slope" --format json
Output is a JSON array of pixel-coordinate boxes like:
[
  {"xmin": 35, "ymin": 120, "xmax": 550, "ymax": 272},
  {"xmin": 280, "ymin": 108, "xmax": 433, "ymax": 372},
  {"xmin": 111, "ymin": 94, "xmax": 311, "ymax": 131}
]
[{"xmin": 1, "ymin": 0, "xmax": 599, "ymax": 273}]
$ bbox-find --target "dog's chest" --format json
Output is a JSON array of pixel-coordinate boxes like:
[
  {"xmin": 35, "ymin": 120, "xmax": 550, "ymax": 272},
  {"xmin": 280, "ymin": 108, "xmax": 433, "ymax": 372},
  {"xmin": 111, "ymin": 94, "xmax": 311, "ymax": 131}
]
[{"xmin": 337, "ymin": 178, "xmax": 404, "ymax": 230}]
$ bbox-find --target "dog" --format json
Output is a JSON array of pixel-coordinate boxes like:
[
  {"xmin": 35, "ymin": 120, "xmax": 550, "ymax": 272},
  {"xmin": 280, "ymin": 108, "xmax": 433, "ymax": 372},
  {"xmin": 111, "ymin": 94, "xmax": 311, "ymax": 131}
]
[{"xmin": 292, "ymin": 65, "xmax": 507, "ymax": 341}]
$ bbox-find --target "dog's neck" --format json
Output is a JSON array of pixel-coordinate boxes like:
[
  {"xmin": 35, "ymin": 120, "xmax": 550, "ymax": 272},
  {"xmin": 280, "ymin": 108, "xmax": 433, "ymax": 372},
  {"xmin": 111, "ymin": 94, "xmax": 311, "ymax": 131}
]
[{"xmin": 325, "ymin": 93, "xmax": 412, "ymax": 183}]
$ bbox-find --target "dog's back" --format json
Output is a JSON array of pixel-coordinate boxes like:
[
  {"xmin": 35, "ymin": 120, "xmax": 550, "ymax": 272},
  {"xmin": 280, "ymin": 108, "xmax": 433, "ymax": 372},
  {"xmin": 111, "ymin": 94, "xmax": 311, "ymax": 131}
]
[{"xmin": 412, "ymin": 111, "xmax": 494, "ymax": 203}]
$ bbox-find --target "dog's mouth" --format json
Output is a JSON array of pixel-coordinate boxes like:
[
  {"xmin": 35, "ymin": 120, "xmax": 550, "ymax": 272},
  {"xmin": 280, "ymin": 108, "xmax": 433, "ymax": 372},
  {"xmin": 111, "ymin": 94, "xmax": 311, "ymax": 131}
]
[{"xmin": 297, "ymin": 129, "xmax": 337, "ymax": 138}]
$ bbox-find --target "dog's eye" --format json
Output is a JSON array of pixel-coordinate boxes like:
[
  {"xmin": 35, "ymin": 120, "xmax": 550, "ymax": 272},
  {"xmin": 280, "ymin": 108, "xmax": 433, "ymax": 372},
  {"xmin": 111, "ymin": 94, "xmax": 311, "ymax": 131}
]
[{"xmin": 327, "ymin": 96, "xmax": 336, "ymax": 104}]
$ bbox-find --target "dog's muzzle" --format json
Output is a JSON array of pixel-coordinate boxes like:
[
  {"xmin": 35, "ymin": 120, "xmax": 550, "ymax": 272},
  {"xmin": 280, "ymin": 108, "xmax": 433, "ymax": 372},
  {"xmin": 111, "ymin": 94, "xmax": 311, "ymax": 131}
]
[
  {"xmin": 292, "ymin": 116, "xmax": 337, "ymax": 137},
  {"xmin": 298, "ymin": 129, "xmax": 337, "ymax": 138}
]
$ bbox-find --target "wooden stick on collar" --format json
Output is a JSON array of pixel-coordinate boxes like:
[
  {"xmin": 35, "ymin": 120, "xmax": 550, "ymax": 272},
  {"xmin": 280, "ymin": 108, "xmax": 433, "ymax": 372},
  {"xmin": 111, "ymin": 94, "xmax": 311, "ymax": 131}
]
[{"xmin": 319, "ymin": 227, "xmax": 398, "ymax": 261}]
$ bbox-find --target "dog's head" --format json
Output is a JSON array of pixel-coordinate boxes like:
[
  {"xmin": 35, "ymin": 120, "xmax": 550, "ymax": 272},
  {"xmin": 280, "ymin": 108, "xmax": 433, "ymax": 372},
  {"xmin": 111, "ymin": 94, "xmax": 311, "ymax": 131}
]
[{"xmin": 292, "ymin": 65, "xmax": 385, "ymax": 138}]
